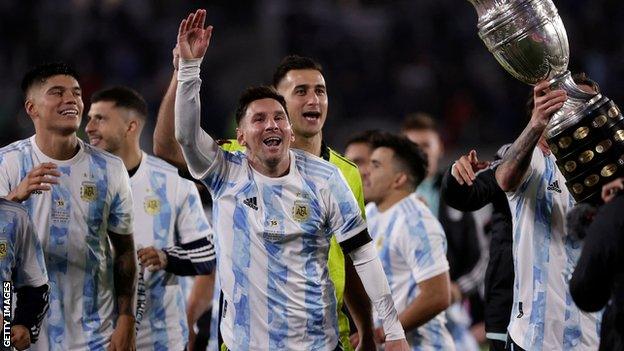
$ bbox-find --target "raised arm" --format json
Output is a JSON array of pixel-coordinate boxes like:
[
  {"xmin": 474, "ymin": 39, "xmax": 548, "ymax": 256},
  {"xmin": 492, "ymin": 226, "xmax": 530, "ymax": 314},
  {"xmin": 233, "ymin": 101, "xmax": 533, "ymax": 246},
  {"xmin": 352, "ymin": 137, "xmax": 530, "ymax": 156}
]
[
  {"xmin": 175, "ymin": 9, "xmax": 220, "ymax": 178},
  {"xmin": 154, "ymin": 47, "xmax": 188, "ymax": 170},
  {"xmin": 495, "ymin": 81, "xmax": 566, "ymax": 192}
]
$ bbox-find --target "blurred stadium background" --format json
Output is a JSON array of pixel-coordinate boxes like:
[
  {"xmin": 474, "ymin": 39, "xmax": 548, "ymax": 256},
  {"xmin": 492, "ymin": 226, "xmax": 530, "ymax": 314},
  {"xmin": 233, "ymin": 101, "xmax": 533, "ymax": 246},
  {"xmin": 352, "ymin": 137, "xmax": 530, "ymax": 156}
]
[{"xmin": 1, "ymin": 0, "xmax": 622, "ymax": 166}]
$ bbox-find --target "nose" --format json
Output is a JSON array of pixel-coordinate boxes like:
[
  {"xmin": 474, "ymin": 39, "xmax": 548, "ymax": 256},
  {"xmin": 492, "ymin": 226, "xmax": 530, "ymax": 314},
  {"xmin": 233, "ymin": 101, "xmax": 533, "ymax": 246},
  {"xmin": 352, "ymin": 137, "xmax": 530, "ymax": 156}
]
[
  {"xmin": 85, "ymin": 118, "xmax": 95, "ymax": 134},
  {"xmin": 306, "ymin": 92, "xmax": 320, "ymax": 106},
  {"xmin": 265, "ymin": 117, "xmax": 279, "ymax": 130},
  {"xmin": 63, "ymin": 90, "xmax": 79, "ymax": 106}
]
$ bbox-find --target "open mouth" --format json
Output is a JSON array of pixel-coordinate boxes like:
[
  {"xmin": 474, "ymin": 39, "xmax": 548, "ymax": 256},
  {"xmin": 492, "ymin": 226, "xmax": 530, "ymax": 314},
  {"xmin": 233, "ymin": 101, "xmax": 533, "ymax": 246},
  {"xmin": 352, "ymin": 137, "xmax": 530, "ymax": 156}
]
[
  {"xmin": 59, "ymin": 108, "xmax": 79, "ymax": 118},
  {"xmin": 263, "ymin": 136, "xmax": 282, "ymax": 147},
  {"xmin": 89, "ymin": 136, "xmax": 102, "ymax": 145},
  {"xmin": 302, "ymin": 111, "xmax": 321, "ymax": 122}
]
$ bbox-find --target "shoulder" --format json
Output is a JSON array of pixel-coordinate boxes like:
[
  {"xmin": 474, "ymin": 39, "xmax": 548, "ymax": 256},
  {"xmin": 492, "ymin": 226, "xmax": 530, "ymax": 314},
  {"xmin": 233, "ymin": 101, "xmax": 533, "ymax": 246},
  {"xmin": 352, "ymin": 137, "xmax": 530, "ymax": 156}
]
[
  {"xmin": 293, "ymin": 149, "xmax": 341, "ymax": 181},
  {"xmin": 0, "ymin": 198, "xmax": 29, "ymax": 222},
  {"xmin": 0, "ymin": 138, "xmax": 33, "ymax": 159},
  {"xmin": 82, "ymin": 142, "xmax": 126, "ymax": 169},
  {"xmin": 144, "ymin": 154, "xmax": 179, "ymax": 174},
  {"xmin": 328, "ymin": 147, "xmax": 361, "ymax": 183}
]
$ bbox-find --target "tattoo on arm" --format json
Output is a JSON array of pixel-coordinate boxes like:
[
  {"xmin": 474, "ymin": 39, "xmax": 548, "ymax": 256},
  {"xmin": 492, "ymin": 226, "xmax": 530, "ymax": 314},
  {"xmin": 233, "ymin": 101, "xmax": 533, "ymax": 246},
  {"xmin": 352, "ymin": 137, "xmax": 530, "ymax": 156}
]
[
  {"xmin": 109, "ymin": 231, "xmax": 137, "ymax": 316},
  {"xmin": 496, "ymin": 124, "xmax": 543, "ymax": 191}
]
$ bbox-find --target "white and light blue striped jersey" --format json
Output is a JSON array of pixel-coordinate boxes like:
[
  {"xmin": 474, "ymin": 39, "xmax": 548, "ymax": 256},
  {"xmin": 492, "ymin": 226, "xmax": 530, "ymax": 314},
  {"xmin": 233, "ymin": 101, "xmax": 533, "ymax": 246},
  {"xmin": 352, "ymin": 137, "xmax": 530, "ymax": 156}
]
[
  {"xmin": 200, "ymin": 148, "xmax": 366, "ymax": 351},
  {"xmin": 366, "ymin": 194, "xmax": 455, "ymax": 351},
  {"xmin": 131, "ymin": 152, "xmax": 213, "ymax": 351},
  {"xmin": 0, "ymin": 198, "xmax": 48, "ymax": 289},
  {"xmin": 0, "ymin": 136, "xmax": 133, "ymax": 351},
  {"xmin": 506, "ymin": 147, "xmax": 600, "ymax": 350}
]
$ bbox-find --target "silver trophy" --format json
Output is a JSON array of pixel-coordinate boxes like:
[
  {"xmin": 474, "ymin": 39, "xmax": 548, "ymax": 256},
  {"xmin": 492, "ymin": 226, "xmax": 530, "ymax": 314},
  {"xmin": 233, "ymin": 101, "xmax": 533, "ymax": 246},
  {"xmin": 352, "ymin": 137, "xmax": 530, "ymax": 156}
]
[{"xmin": 468, "ymin": 0, "xmax": 624, "ymax": 203}]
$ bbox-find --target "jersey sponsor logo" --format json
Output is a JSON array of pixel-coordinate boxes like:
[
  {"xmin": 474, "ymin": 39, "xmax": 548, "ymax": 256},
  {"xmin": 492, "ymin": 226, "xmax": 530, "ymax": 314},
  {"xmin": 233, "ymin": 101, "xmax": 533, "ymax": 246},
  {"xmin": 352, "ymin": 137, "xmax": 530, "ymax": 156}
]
[
  {"xmin": 0, "ymin": 241, "xmax": 6, "ymax": 260},
  {"xmin": 243, "ymin": 197, "xmax": 258, "ymax": 210},
  {"xmin": 547, "ymin": 180, "xmax": 562, "ymax": 193},
  {"xmin": 80, "ymin": 181, "xmax": 97, "ymax": 202},
  {"xmin": 143, "ymin": 196, "xmax": 161, "ymax": 215}
]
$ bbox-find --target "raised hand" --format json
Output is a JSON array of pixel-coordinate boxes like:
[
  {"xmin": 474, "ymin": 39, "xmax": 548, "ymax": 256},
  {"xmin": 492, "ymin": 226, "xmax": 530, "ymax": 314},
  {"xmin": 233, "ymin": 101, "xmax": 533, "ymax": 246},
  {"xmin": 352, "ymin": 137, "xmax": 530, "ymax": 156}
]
[
  {"xmin": 7, "ymin": 162, "xmax": 60, "ymax": 202},
  {"xmin": 452, "ymin": 149, "xmax": 490, "ymax": 186},
  {"xmin": 530, "ymin": 80, "xmax": 567, "ymax": 131},
  {"xmin": 177, "ymin": 9, "xmax": 213, "ymax": 61}
]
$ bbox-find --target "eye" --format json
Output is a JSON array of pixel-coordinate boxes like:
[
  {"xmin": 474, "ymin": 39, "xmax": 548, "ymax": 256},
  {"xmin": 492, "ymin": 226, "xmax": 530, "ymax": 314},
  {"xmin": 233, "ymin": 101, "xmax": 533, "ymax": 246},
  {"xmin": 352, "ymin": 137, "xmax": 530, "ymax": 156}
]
[
  {"xmin": 295, "ymin": 88, "xmax": 306, "ymax": 96},
  {"xmin": 315, "ymin": 88, "xmax": 326, "ymax": 96},
  {"xmin": 74, "ymin": 90, "xmax": 82, "ymax": 97}
]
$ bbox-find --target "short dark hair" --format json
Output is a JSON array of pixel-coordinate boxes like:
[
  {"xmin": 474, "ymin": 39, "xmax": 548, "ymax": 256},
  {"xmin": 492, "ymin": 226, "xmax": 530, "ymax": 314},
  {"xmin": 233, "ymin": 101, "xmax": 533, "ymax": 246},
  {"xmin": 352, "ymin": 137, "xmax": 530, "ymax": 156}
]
[
  {"xmin": 235, "ymin": 86, "xmax": 289, "ymax": 125},
  {"xmin": 345, "ymin": 129, "xmax": 382, "ymax": 150},
  {"xmin": 372, "ymin": 132, "xmax": 428, "ymax": 190},
  {"xmin": 272, "ymin": 55, "xmax": 323, "ymax": 88},
  {"xmin": 21, "ymin": 62, "xmax": 80, "ymax": 96},
  {"xmin": 91, "ymin": 86, "xmax": 148, "ymax": 120},
  {"xmin": 401, "ymin": 112, "xmax": 439, "ymax": 133},
  {"xmin": 524, "ymin": 72, "xmax": 601, "ymax": 119}
]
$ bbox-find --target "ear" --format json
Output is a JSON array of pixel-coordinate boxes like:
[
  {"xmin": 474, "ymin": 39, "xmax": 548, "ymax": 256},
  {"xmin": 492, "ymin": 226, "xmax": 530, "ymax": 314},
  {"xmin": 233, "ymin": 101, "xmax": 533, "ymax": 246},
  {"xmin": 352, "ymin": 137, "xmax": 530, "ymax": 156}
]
[
  {"xmin": 24, "ymin": 99, "xmax": 36, "ymax": 119},
  {"xmin": 127, "ymin": 120, "xmax": 139, "ymax": 133},
  {"xmin": 236, "ymin": 127, "xmax": 246, "ymax": 146},
  {"xmin": 393, "ymin": 172, "xmax": 409, "ymax": 190}
]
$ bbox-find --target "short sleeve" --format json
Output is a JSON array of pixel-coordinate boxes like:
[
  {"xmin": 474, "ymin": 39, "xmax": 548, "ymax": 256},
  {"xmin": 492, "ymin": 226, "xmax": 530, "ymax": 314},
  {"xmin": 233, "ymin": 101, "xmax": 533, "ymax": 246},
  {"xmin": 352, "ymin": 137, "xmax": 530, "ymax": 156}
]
[
  {"xmin": 175, "ymin": 178, "xmax": 213, "ymax": 245},
  {"xmin": 324, "ymin": 170, "xmax": 367, "ymax": 243},
  {"xmin": 108, "ymin": 165, "xmax": 134, "ymax": 235},
  {"xmin": 14, "ymin": 213, "xmax": 48, "ymax": 288},
  {"xmin": 508, "ymin": 147, "xmax": 545, "ymax": 199},
  {"xmin": 0, "ymin": 152, "xmax": 15, "ymax": 196},
  {"xmin": 200, "ymin": 149, "xmax": 244, "ymax": 199},
  {"xmin": 397, "ymin": 215, "xmax": 449, "ymax": 283}
]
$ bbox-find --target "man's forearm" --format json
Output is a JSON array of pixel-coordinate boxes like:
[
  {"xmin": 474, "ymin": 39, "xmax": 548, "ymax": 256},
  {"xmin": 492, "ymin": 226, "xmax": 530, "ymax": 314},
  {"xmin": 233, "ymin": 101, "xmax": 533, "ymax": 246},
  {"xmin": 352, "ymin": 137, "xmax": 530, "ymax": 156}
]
[
  {"xmin": 112, "ymin": 235, "xmax": 137, "ymax": 316},
  {"xmin": 496, "ymin": 124, "xmax": 542, "ymax": 191},
  {"xmin": 154, "ymin": 71, "xmax": 188, "ymax": 170},
  {"xmin": 343, "ymin": 256, "xmax": 374, "ymax": 338}
]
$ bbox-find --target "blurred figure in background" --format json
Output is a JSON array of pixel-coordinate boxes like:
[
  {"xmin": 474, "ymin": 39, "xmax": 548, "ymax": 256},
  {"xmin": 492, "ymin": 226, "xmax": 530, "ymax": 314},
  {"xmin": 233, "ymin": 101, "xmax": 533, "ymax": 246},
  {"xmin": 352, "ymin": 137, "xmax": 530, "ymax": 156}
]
[
  {"xmin": 85, "ymin": 86, "xmax": 216, "ymax": 350},
  {"xmin": 402, "ymin": 113, "xmax": 485, "ymax": 350},
  {"xmin": 570, "ymin": 177, "xmax": 624, "ymax": 351},
  {"xmin": 440, "ymin": 145, "xmax": 514, "ymax": 351},
  {"xmin": 363, "ymin": 132, "xmax": 454, "ymax": 350}
]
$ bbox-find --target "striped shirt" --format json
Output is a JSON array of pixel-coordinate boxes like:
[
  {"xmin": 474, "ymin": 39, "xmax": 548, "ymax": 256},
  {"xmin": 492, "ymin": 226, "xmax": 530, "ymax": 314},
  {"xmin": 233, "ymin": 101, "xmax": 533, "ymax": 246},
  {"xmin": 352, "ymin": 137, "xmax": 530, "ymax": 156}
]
[
  {"xmin": 367, "ymin": 194, "xmax": 454, "ymax": 350},
  {"xmin": 0, "ymin": 136, "xmax": 133, "ymax": 351},
  {"xmin": 202, "ymin": 148, "xmax": 366, "ymax": 351},
  {"xmin": 131, "ymin": 152, "xmax": 214, "ymax": 351},
  {"xmin": 506, "ymin": 147, "xmax": 600, "ymax": 350}
]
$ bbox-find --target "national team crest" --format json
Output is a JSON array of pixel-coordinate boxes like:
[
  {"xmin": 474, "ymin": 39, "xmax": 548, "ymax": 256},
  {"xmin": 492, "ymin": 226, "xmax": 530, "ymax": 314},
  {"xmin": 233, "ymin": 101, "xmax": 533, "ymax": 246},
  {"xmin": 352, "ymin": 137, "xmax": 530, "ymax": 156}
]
[
  {"xmin": 144, "ymin": 196, "xmax": 161, "ymax": 215},
  {"xmin": 292, "ymin": 200, "xmax": 310, "ymax": 222},
  {"xmin": 0, "ymin": 240, "xmax": 7, "ymax": 260},
  {"xmin": 80, "ymin": 182, "xmax": 97, "ymax": 202}
]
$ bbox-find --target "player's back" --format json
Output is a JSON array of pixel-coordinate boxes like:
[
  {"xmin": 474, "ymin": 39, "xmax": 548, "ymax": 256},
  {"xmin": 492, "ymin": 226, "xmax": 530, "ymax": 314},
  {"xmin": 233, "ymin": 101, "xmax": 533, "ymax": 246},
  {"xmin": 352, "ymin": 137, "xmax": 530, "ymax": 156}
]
[{"xmin": 0, "ymin": 136, "xmax": 134, "ymax": 351}]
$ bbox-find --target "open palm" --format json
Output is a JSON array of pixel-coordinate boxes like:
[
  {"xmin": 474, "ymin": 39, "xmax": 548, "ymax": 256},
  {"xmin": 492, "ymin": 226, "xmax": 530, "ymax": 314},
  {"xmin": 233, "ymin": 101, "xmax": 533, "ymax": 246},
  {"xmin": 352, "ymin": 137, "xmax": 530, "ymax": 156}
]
[{"xmin": 177, "ymin": 9, "xmax": 213, "ymax": 60}]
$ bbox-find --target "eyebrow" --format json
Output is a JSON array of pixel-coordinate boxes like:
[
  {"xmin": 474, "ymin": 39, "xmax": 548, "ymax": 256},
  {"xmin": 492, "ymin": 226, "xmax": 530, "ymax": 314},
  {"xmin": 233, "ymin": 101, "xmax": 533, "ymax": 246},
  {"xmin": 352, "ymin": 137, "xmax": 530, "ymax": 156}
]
[{"xmin": 47, "ymin": 85, "xmax": 82, "ymax": 92}]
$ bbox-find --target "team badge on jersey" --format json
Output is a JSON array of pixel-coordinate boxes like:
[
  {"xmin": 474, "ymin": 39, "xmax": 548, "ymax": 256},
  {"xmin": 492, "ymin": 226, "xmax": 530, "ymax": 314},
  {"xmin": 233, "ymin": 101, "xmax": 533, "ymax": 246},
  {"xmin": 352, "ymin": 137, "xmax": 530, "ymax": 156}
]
[
  {"xmin": 0, "ymin": 240, "xmax": 7, "ymax": 259},
  {"xmin": 144, "ymin": 196, "xmax": 161, "ymax": 215},
  {"xmin": 80, "ymin": 181, "xmax": 97, "ymax": 202},
  {"xmin": 292, "ymin": 200, "xmax": 310, "ymax": 222}
]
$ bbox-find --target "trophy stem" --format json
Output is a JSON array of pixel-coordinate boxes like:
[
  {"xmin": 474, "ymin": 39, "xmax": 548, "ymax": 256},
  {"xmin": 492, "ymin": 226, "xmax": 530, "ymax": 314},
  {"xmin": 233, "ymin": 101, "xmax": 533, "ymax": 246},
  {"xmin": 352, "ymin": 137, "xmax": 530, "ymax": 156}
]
[{"xmin": 545, "ymin": 71, "xmax": 603, "ymax": 139}]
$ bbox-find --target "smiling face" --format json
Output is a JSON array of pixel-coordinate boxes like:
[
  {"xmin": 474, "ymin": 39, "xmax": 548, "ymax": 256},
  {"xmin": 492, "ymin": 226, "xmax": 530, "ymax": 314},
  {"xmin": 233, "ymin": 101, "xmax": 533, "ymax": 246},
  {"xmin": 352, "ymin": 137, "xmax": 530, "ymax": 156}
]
[
  {"xmin": 25, "ymin": 74, "xmax": 83, "ymax": 135},
  {"xmin": 85, "ymin": 101, "xmax": 131, "ymax": 155},
  {"xmin": 276, "ymin": 69, "xmax": 328, "ymax": 139},
  {"xmin": 236, "ymin": 98, "xmax": 294, "ymax": 172}
]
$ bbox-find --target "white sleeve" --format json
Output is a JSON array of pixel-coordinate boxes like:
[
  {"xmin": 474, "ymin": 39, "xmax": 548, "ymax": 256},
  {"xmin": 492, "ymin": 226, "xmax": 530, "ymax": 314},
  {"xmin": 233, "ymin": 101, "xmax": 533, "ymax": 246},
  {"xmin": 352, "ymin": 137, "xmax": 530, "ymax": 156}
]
[
  {"xmin": 397, "ymin": 216, "xmax": 449, "ymax": 283},
  {"xmin": 175, "ymin": 178, "xmax": 213, "ymax": 245},
  {"xmin": 175, "ymin": 58, "xmax": 222, "ymax": 180},
  {"xmin": 108, "ymin": 162, "xmax": 134, "ymax": 235},
  {"xmin": 349, "ymin": 241, "xmax": 406, "ymax": 341}
]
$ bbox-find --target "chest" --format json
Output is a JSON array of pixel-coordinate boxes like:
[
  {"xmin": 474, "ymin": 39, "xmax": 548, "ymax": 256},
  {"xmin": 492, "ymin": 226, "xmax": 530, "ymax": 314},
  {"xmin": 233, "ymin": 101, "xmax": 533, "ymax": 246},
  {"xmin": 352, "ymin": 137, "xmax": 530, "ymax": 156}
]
[{"xmin": 131, "ymin": 174, "xmax": 176, "ymax": 247}]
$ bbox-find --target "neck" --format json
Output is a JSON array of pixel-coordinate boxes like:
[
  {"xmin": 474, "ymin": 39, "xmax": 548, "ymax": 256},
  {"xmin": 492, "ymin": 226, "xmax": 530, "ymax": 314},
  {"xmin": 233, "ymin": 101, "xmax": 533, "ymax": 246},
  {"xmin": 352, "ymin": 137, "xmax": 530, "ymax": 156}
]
[
  {"xmin": 249, "ymin": 152, "xmax": 291, "ymax": 178},
  {"xmin": 118, "ymin": 144, "xmax": 143, "ymax": 171},
  {"xmin": 376, "ymin": 190, "xmax": 411, "ymax": 212},
  {"xmin": 292, "ymin": 132, "xmax": 322, "ymax": 157},
  {"xmin": 34, "ymin": 132, "xmax": 79, "ymax": 160}
]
